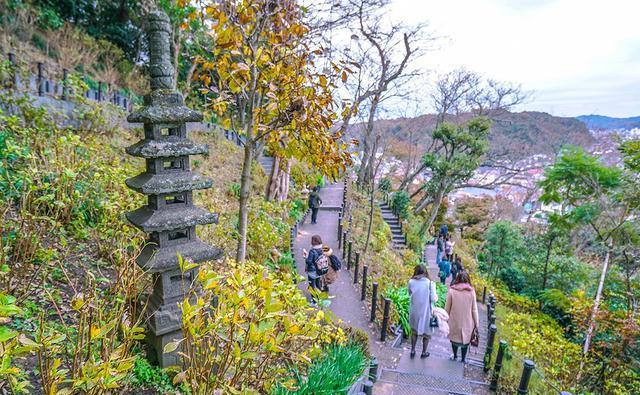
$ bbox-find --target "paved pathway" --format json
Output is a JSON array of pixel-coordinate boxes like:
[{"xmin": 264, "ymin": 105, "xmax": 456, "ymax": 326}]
[
  {"xmin": 293, "ymin": 183, "xmax": 402, "ymax": 368},
  {"xmin": 375, "ymin": 244, "xmax": 490, "ymax": 394},
  {"xmin": 294, "ymin": 184, "xmax": 489, "ymax": 393}
]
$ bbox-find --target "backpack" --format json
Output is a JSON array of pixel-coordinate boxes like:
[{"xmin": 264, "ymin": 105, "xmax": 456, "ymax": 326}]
[
  {"xmin": 314, "ymin": 253, "xmax": 330, "ymax": 275},
  {"xmin": 445, "ymin": 241, "xmax": 453, "ymax": 255},
  {"xmin": 329, "ymin": 254, "xmax": 342, "ymax": 271}
]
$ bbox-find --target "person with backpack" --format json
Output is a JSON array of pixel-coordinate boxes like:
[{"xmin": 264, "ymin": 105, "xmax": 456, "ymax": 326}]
[
  {"xmin": 438, "ymin": 254, "xmax": 451, "ymax": 285},
  {"xmin": 436, "ymin": 235, "xmax": 444, "ymax": 266},
  {"xmin": 321, "ymin": 245, "xmax": 342, "ymax": 292},
  {"xmin": 308, "ymin": 186, "xmax": 322, "ymax": 224},
  {"xmin": 302, "ymin": 235, "xmax": 329, "ymax": 295},
  {"xmin": 408, "ymin": 264, "xmax": 438, "ymax": 358},
  {"xmin": 451, "ymin": 256, "xmax": 463, "ymax": 285},
  {"xmin": 445, "ymin": 236, "xmax": 455, "ymax": 262},
  {"xmin": 445, "ymin": 271, "xmax": 479, "ymax": 363},
  {"xmin": 440, "ymin": 224, "xmax": 448, "ymax": 238}
]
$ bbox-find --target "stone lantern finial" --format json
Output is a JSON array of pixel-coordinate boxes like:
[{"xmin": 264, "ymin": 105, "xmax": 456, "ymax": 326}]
[
  {"xmin": 125, "ymin": 9, "xmax": 221, "ymax": 367},
  {"xmin": 146, "ymin": 10, "xmax": 174, "ymax": 90}
]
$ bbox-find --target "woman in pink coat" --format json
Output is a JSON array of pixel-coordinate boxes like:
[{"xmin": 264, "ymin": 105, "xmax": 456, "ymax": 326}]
[{"xmin": 445, "ymin": 271, "xmax": 479, "ymax": 363}]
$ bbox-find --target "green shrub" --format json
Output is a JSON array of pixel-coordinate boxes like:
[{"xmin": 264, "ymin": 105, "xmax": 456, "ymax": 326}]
[
  {"xmin": 435, "ymin": 282, "xmax": 447, "ymax": 308},
  {"xmin": 273, "ymin": 342, "xmax": 368, "ymax": 395},
  {"xmin": 288, "ymin": 198, "xmax": 307, "ymax": 222},
  {"xmin": 30, "ymin": 32, "xmax": 49, "ymax": 53},
  {"xmin": 391, "ymin": 190, "xmax": 410, "ymax": 219},
  {"xmin": 228, "ymin": 182, "xmax": 241, "ymax": 198},
  {"xmin": 378, "ymin": 177, "xmax": 391, "ymax": 192},
  {"xmin": 36, "ymin": 7, "xmax": 64, "ymax": 30},
  {"xmin": 129, "ymin": 357, "xmax": 175, "ymax": 393},
  {"xmin": 385, "ymin": 286, "xmax": 410, "ymax": 335}
]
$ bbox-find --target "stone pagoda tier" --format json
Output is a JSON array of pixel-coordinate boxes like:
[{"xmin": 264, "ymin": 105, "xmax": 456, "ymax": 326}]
[{"xmin": 125, "ymin": 10, "xmax": 221, "ymax": 367}]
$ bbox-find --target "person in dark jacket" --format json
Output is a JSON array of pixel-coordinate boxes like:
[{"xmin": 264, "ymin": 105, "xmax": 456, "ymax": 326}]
[
  {"xmin": 440, "ymin": 224, "xmax": 448, "ymax": 238},
  {"xmin": 308, "ymin": 187, "xmax": 322, "ymax": 224},
  {"xmin": 451, "ymin": 257, "xmax": 463, "ymax": 285},
  {"xmin": 438, "ymin": 255, "xmax": 451, "ymax": 285},
  {"xmin": 436, "ymin": 235, "xmax": 444, "ymax": 266},
  {"xmin": 303, "ymin": 234, "xmax": 324, "ymax": 292}
]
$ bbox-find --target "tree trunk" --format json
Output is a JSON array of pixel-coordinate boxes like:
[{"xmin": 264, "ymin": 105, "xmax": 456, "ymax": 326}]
[
  {"xmin": 624, "ymin": 264, "xmax": 633, "ymax": 313},
  {"xmin": 541, "ymin": 236, "xmax": 554, "ymax": 291},
  {"xmin": 265, "ymin": 157, "xmax": 291, "ymax": 202},
  {"xmin": 579, "ymin": 248, "xmax": 611, "ymax": 376},
  {"xmin": 358, "ymin": 138, "xmax": 372, "ymax": 186},
  {"xmin": 265, "ymin": 155, "xmax": 280, "ymax": 201},
  {"xmin": 236, "ymin": 141, "xmax": 254, "ymax": 263},
  {"xmin": 363, "ymin": 182, "xmax": 375, "ymax": 254},
  {"xmin": 357, "ymin": 96, "xmax": 380, "ymax": 186},
  {"xmin": 418, "ymin": 187, "xmax": 444, "ymax": 237},
  {"xmin": 399, "ymin": 163, "xmax": 426, "ymax": 191},
  {"xmin": 278, "ymin": 161, "xmax": 291, "ymax": 201}
]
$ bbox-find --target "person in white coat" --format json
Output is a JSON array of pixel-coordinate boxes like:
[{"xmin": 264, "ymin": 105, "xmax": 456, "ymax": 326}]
[{"xmin": 408, "ymin": 264, "xmax": 438, "ymax": 358}]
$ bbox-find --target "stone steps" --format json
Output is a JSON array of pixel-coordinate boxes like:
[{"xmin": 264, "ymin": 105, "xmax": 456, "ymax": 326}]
[
  {"xmin": 374, "ymin": 369, "xmax": 490, "ymax": 395},
  {"xmin": 258, "ymin": 155, "xmax": 274, "ymax": 176},
  {"xmin": 379, "ymin": 200, "xmax": 407, "ymax": 250}
]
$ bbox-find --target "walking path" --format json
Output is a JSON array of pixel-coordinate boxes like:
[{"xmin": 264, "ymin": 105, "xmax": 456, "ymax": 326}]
[
  {"xmin": 375, "ymin": 244, "xmax": 490, "ymax": 394},
  {"xmin": 293, "ymin": 183, "xmax": 403, "ymax": 368},
  {"xmin": 294, "ymin": 183, "xmax": 489, "ymax": 394}
]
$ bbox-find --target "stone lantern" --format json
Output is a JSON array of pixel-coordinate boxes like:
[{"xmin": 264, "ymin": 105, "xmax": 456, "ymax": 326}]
[{"xmin": 125, "ymin": 10, "xmax": 221, "ymax": 367}]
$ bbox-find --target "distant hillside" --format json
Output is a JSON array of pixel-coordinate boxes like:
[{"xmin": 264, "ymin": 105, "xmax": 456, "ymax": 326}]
[
  {"xmin": 576, "ymin": 115, "xmax": 640, "ymax": 130},
  {"xmin": 353, "ymin": 111, "xmax": 594, "ymax": 159}
]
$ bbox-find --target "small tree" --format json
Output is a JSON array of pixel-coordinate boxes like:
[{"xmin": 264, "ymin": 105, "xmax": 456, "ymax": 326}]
[
  {"xmin": 413, "ymin": 118, "xmax": 490, "ymax": 234},
  {"xmin": 197, "ymin": 0, "xmax": 350, "ymax": 262},
  {"xmin": 539, "ymin": 146, "xmax": 626, "ymax": 367},
  {"xmin": 482, "ymin": 220, "xmax": 525, "ymax": 283},
  {"xmin": 453, "ymin": 196, "xmax": 494, "ymax": 240}
]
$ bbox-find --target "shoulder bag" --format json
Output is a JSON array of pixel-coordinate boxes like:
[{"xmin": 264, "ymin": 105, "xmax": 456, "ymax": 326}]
[{"xmin": 429, "ymin": 280, "xmax": 439, "ymax": 327}]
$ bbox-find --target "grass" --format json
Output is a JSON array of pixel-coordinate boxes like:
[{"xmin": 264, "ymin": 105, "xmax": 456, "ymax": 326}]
[{"xmin": 272, "ymin": 342, "xmax": 369, "ymax": 395}]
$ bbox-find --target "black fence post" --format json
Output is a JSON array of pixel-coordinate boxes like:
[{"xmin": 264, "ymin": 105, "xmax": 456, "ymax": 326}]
[
  {"xmin": 61, "ymin": 68, "xmax": 68, "ymax": 100},
  {"xmin": 97, "ymin": 81, "xmax": 103, "ymax": 101},
  {"xmin": 517, "ymin": 360, "xmax": 535, "ymax": 395},
  {"xmin": 8, "ymin": 52, "xmax": 18, "ymax": 88},
  {"xmin": 368, "ymin": 357, "xmax": 378, "ymax": 383},
  {"xmin": 380, "ymin": 298, "xmax": 390, "ymax": 341},
  {"xmin": 488, "ymin": 312, "xmax": 496, "ymax": 329},
  {"xmin": 488, "ymin": 295, "xmax": 495, "ymax": 321},
  {"xmin": 490, "ymin": 340, "xmax": 507, "ymax": 391},
  {"xmin": 361, "ymin": 264, "xmax": 368, "ymax": 301},
  {"xmin": 337, "ymin": 217, "xmax": 343, "ymax": 248},
  {"xmin": 353, "ymin": 252, "xmax": 360, "ymax": 284},
  {"xmin": 347, "ymin": 241, "xmax": 353, "ymax": 270},
  {"xmin": 482, "ymin": 286, "xmax": 487, "ymax": 304},
  {"xmin": 370, "ymin": 282, "xmax": 378, "ymax": 322},
  {"xmin": 484, "ymin": 324, "xmax": 497, "ymax": 372},
  {"xmin": 37, "ymin": 62, "xmax": 44, "ymax": 96},
  {"xmin": 342, "ymin": 232, "xmax": 347, "ymax": 260},
  {"xmin": 363, "ymin": 380, "xmax": 373, "ymax": 395}
]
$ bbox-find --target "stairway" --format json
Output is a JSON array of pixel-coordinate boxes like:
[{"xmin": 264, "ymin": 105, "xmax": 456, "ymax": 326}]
[
  {"xmin": 375, "ymin": 368, "xmax": 490, "ymax": 395},
  {"xmin": 258, "ymin": 155, "xmax": 274, "ymax": 176},
  {"xmin": 379, "ymin": 202, "xmax": 406, "ymax": 249},
  {"xmin": 373, "ymin": 242, "xmax": 492, "ymax": 394}
]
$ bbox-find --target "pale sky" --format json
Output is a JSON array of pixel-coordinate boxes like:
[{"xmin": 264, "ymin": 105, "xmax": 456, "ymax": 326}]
[{"xmin": 389, "ymin": 0, "xmax": 640, "ymax": 118}]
